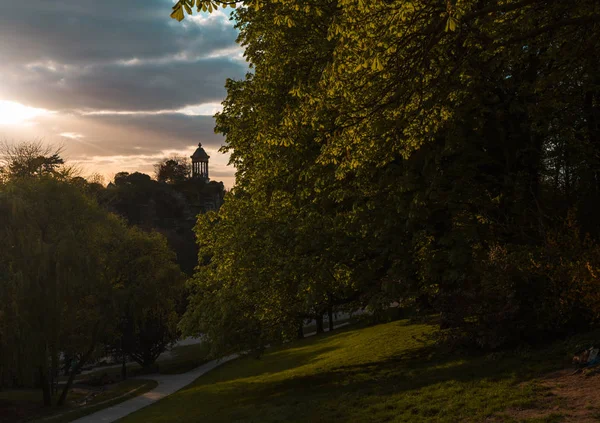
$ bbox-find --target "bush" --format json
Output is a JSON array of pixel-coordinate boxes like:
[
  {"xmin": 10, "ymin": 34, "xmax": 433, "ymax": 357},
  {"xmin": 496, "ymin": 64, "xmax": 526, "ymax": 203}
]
[{"xmin": 469, "ymin": 213, "xmax": 600, "ymax": 349}]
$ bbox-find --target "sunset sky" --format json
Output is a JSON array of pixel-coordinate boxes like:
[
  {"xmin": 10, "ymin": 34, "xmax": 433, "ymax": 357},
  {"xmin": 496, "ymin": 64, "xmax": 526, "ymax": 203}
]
[{"xmin": 0, "ymin": 0, "xmax": 245, "ymax": 188}]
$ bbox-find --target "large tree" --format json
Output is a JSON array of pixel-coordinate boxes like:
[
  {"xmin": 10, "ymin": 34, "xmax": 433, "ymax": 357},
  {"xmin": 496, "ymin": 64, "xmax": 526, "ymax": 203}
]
[
  {"xmin": 0, "ymin": 177, "xmax": 123, "ymax": 405},
  {"xmin": 108, "ymin": 227, "xmax": 185, "ymax": 373},
  {"xmin": 176, "ymin": 0, "xmax": 600, "ymax": 350}
]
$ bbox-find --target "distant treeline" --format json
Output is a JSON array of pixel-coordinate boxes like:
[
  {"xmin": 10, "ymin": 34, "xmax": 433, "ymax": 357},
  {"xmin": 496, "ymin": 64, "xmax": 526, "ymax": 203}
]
[{"xmin": 0, "ymin": 143, "xmax": 222, "ymax": 406}]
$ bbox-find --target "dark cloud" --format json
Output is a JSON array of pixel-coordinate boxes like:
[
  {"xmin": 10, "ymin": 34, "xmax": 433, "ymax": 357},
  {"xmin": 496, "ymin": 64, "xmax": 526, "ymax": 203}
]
[
  {"xmin": 1, "ymin": 57, "xmax": 245, "ymax": 111},
  {"xmin": 0, "ymin": 0, "xmax": 239, "ymax": 65},
  {"xmin": 81, "ymin": 113, "xmax": 224, "ymax": 154},
  {"xmin": 0, "ymin": 0, "xmax": 247, "ymax": 112},
  {"xmin": 14, "ymin": 112, "xmax": 223, "ymax": 158}
]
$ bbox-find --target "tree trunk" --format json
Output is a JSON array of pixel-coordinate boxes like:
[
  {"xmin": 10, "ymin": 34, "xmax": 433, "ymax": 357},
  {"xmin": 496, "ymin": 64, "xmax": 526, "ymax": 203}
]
[
  {"xmin": 121, "ymin": 336, "xmax": 128, "ymax": 380},
  {"xmin": 39, "ymin": 366, "xmax": 52, "ymax": 407},
  {"xmin": 327, "ymin": 306, "xmax": 334, "ymax": 332},
  {"xmin": 57, "ymin": 366, "xmax": 78, "ymax": 406},
  {"xmin": 51, "ymin": 347, "xmax": 59, "ymax": 397},
  {"xmin": 316, "ymin": 315, "xmax": 324, "ymax": 334},
  {"xmin": 121, "ymin": 354, "xmax": 127, "ymax": 380},
  {"xmin": 297, "ymin": 322, "xmax": 304, "ymax": 339},
  {"xmin": 58, "ymin": 324, "xmax": 99, "ymax": 406},
  {"xmin": 58, "ymin": 348, "xmax": 94, "ymax": 406}
]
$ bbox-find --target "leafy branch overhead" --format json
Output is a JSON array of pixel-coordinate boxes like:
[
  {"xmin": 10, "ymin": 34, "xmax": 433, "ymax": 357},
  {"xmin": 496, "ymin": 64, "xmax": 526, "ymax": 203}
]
[
  {"xmin": 170, "ymin": 0, "xmax": 238, "ymax": 21},
  {"xmin": 172, "ymin": 0, "xmax": 466, "ymax": 32}
]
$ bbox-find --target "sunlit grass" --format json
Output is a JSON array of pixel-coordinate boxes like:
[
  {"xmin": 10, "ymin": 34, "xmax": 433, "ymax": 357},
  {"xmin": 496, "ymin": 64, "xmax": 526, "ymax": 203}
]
[{"xmin": 121, "ymin": 320, "xmax": 566, "ymax": 423}]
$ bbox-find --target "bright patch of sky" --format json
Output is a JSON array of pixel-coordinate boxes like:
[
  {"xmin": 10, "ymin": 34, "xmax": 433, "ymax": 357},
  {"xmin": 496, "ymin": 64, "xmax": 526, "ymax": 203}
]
[
  {"xmin": 79, "ymin": 102, "xmax": 223, "ymax": 116},
  {"xmin": 59, "ymin": 132, "xmax": 85, "ymax": 139},
  {"xmin": 0, "ymin": 101, "xmax": 54, "ymax": 126}
]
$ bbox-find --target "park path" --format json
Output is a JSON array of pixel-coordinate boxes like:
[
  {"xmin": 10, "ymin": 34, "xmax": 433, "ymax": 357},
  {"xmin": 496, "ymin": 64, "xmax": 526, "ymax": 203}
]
[
  {"xmin": 69, "ymin": 355, "xmax": 237, "ymax": 423},
  {"xmin": 71, "ymin": 322, "xmax": 349, "ymax": 423}
]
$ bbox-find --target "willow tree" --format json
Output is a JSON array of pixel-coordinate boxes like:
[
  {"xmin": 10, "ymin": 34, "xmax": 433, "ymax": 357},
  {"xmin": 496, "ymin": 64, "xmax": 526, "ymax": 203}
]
[{"xmin": 0, "ymin": 177, "xmax": 124, "ymax": 405}]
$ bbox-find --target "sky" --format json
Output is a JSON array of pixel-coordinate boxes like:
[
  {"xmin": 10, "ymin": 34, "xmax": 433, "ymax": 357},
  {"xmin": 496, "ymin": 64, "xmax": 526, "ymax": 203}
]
[{"xmin": 0, "ymin": 0, "xmax": 246, "ymax": 188}]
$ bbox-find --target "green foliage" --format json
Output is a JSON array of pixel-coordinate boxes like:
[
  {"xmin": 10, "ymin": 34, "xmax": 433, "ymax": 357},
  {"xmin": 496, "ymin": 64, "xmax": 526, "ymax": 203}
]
[
  {"xmin": 154, "ymin": 156, "xmax": 191, "ymax": 185},
  {"xmin": 102, "ymin": 171, "xmax": 224, "ymax": 274},
  {"xmin": 108, "ymin": 227, "xmax": 186, "ymax": 368},
  {"xmin": 0, "ymin": 177, "xmax": 123, "ymax": 403},
  {"xmin": 0, "ymin": 170, "xmax": 188, "ymax": 406},
  {"xmin": 0, "ymin": 141, "xmax": 75, "ymax": 181},
  {"xmin": 170, "ymin": 1, "xmax": 237, "ymax": 22},
  {"xmin": 175, "ymin": 0, "xmax": 600, "ymax": 351}
]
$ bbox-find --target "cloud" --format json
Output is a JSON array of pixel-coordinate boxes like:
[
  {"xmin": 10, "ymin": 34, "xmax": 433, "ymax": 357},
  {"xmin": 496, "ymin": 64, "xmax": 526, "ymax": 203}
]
[
  {"xmin": 1, "ymin": 55, "xmax": 246, "ymax": 113},
  {"xmin": 59, "ymin": 132, "xmax": 85, "ymax": 139},
  {"xmin": 0, "ymin": 0, "xmax": 247, "ymax": 112},
  {"xmin": 0, "ymin": 0, "xmax": 242, "ymax": 187},
  {"xmin": 0, "ymin": 1, "xmax": 240, "ymax": 66}
]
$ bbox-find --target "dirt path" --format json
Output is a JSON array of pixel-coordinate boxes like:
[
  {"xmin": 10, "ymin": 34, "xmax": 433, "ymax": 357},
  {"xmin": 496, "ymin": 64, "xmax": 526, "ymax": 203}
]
[{"xmin": 503, "ymin": 369, "xmax": 600, "ymax": 422}]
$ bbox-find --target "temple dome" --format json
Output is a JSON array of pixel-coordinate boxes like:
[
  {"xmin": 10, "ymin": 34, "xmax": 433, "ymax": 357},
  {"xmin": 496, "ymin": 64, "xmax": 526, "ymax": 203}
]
[{"xmin": 191, "ymin": 143, "xmax": 209, "ymax": 160}]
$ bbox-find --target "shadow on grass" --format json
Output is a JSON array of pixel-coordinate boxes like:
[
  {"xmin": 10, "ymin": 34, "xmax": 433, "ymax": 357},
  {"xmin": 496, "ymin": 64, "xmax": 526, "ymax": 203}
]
[
  {"xmin": 199, "ymin": 338, "xmax": 560, "ymax": 422},
  {"xmin": 215, "ymin": 351, "xmax": 551, "ymax": 422},
  {"xmin": 123, "ymin": 321, "xmax": 571, "ymax": 423}
]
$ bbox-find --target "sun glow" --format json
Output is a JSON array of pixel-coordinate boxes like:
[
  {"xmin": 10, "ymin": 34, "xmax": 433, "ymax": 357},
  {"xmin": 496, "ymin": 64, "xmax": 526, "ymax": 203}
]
[{"xmin": 0, "ymin": 100, "xmax": 54, "ymax": 125}]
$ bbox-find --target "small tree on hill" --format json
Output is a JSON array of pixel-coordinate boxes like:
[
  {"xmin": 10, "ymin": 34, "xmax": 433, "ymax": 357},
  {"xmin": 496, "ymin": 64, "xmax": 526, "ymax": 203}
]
[
  {"xmin": 0, "ymin": 141, "xmax": 77, "ymax": 181},
  {"xmin": 154, "ymin": 156, "xmax": 191, "ymax": 184}
]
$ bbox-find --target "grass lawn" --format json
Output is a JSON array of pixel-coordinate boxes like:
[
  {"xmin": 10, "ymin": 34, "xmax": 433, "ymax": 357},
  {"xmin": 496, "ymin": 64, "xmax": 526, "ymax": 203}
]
[{"xmin": 119, "ymin": 319, "xmax": 583, "ymax": 423}]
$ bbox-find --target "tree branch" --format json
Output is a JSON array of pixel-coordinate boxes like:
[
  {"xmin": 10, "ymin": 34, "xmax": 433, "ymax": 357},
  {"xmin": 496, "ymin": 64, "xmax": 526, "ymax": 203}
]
[
  {"xmin": 500, "ymin": 15, "xmax": 600, "ymax": 45},
  {"xmin": 462, "ymin": 0, "xmax": 544, "ymax": 22}
]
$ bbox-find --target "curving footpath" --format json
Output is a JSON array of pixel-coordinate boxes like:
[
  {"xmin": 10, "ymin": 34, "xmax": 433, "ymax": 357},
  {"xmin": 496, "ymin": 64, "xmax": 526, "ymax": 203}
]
[
  {"xmin": 69, "ymin": 355, "xmax": 237, "ymax": 423},
  {"xmin": 71, "ymin": 322, "xmax": 349, "ymax": 423}
]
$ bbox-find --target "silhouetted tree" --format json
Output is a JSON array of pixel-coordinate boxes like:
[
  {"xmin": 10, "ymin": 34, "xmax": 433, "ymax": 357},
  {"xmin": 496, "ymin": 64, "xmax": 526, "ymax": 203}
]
[
  {"xmin": 0, "ymin": 141, "xmax": 76, "ymax": 181},
  {"xmin": 154, "ymin": 156, "xmax": 191, "ymax": 184}
]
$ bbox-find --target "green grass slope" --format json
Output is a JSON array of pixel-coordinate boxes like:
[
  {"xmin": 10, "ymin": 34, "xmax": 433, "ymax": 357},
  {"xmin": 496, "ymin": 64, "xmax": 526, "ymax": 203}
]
[{"xmin": 119, "ymin": 320, "xmax": 570, "ymax": 423}]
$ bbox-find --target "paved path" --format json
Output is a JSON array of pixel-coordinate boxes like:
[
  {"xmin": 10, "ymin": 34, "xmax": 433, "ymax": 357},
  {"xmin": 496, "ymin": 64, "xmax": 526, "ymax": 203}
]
[
  {"xmin": 72, "ymin": 322, "xmax": 350, "ymax": 422},
  {"xmin": 70, "ymin": 355, "xmax": 237, "ymax": 423}
]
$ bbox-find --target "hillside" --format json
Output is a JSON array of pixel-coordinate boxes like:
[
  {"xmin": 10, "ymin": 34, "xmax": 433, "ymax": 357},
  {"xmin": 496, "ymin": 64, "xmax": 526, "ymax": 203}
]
[{"xmin": 119, "ymin": 320, "xmax": 595, "ymax": 423}]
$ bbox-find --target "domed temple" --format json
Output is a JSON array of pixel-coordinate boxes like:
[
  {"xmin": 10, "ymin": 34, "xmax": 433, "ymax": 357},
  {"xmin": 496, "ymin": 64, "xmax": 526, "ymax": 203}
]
[
  {"xmin": 191, "ymin": 142, "xmax": 209, "ymax": 180},
  {"xmin": 187, "ymin": 142, "xmax": 223, "ymax": 212}
]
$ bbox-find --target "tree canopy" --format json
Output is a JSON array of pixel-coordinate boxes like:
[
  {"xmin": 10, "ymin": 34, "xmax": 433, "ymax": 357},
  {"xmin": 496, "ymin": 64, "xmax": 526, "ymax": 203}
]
[
  {"xmin": 154, "ymin": 156, "xmax": 192, "ymax": 185},
  {"xmin": 0, "ymin": 146, "xmax": 188, "ymax": 406},
  {"xmin": 0, "ymin": 141, "xmax": 75, "ymax": 182},
  {"xmin": 176, "ymin": 0, "xmax": 600, "ymax": 353}
]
